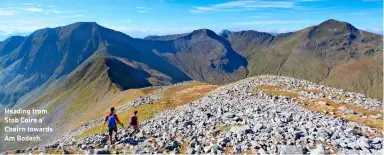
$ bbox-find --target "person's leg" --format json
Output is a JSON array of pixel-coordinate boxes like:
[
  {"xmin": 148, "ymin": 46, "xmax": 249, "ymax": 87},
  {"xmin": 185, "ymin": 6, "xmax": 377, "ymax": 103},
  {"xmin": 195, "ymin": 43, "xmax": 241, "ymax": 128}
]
[
  {"xmin": 132, "ymin": 125, "xmax": 140, "ymax": 136},
  {"xmin": 109, "ymin": 135, "xmax": 112, "ymax": 144},
  {"xmin": 114, "ymin": 128, "xmax": 118, "ymax": 141},
  {"xmin": 108, "ymin": 128, "xmax": 113, "ymax": 144},
  {"xmin": 129, "ymin": 125, "xmax": 136, "ymax": 137},
  {"xmin": 129, "ymin": 128, "xmax": 134, "ymax": 137},
  {"xmin": 135, "ymin": 126, "xmax": 140, "ymax": 134}
]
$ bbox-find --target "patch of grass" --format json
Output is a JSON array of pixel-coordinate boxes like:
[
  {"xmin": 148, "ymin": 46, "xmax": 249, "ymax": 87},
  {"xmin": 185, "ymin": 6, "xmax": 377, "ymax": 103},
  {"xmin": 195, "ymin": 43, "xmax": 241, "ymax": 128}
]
[
  {"xmin": 256, "ymin": 85, "xmax": 284, "ymax": 91},
  {"xmin": 77, "ymin": 82, "xmax": 217, "ymax": 139},
  {"xmin": 56, "ymin": 78, "xmax": 154, "ymax": 135},
  {"xmin": 303, "ymin": 98, "xmax": 383, "ymax": 130},
  {"xmin": 343, "ymin": 114, "xmax": 383, "ymax": 131},
  {"xmin": 297, "ymin": 88, "xmax": 325, "ymax": 94},
  {"xmin": 216, "ymin": 125, "xmax": 231, "ymax": 132},
  {"xmin": 307, "ymin": 102, "xmax": 335, "ymax": 114},
  {"xmin": 178, "ymin": 140, "xmax": 190, "ymax": 154},
  {"xmin": 112, "ymin": 88, "xmax": 155, "ymax": 111},
  {"xmin": 56, "ymin": 74, "xmax": 115, "ymax": 129},
  {"xmin": 253, "ymin": 85, "xmax": 299, "ymax": 98}
]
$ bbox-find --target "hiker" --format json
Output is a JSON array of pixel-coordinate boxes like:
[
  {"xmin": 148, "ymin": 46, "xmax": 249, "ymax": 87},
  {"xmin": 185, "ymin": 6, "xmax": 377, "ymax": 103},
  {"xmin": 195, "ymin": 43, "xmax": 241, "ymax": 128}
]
[
  {"xmin": 104, "ymin": 107, "xmax": 124, "ymax": 144},
  {"xmin": 129, "ymin": 110, "xmax": 140, "ymax": 137}
]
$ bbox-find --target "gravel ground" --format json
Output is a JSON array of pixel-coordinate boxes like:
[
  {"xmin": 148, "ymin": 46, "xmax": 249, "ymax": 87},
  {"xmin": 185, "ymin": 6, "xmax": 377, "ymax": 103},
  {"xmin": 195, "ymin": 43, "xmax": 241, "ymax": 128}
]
[{"xmin": 15, "ymin": 76, "xmax": 383, "ymax": 155}]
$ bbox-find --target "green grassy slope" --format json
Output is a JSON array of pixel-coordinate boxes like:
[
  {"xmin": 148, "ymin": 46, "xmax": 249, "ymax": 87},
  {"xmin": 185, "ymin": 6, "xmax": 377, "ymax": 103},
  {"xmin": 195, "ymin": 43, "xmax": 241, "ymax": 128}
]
[
  {"xmin": 241, "ymin": 19, "xmax": 383, "ymax": 99},
  {"xmin": 0, "ymin": 54, "xmax": 175, "ymax": 151}
]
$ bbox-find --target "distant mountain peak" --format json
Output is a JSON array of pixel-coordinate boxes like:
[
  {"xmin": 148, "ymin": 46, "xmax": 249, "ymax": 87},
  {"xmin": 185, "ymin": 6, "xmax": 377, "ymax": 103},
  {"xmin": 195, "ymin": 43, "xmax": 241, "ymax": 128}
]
[
  {"xmin": 318, "ymin": 19, "xmax": 357, "ymax": 32},
  {"xmin": 322, "ymin": 19, "xmax": 342, "ymax": 24},
  {"xmin": 190, "ymin": 29, "xmax": 217, "ymax": 36},
  {"xmin": 0, "ymin": 35, "xmax": 25, "ymax": 56},
  {"xmin": 219, "ymin": 29, "xmax": 232, "ymax": 35},
  {"xmin": 219, "ymin": 30, "xmax": 232, "ymax": 38},
  {"xmin": 71, "ymin": 21, "xmax": 100, "ymax": 26}
]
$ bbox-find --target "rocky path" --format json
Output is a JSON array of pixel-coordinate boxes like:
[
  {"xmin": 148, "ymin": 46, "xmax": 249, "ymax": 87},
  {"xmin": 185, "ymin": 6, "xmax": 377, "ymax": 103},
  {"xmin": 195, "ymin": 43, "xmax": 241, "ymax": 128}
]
[{"xmin": 16, "ymin": 76, "xmax": 383, "ymax": 154}]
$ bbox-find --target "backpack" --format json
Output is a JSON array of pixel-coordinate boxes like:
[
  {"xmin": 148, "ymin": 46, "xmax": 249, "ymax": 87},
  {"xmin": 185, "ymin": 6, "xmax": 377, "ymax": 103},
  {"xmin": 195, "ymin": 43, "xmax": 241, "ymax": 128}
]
[
  {"xmin": 108, "ymin": 114, "xmax": 117, "ymax": 128},
  {"xmin": 130, "ymin": 116, "xmax": 137, "ymax": 126}
]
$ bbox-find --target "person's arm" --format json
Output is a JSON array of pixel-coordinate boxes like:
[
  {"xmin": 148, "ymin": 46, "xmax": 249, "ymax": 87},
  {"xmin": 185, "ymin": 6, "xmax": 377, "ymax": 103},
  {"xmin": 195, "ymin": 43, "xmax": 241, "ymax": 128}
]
[
  {"xmin": 115, "ymin": 114, "xmax": 124, "ymax": 127},
  {"xmin": 137, "ymin": 116, "xmax": 140, "ymax": 128},
  {"xmin": 104, "ymin": 115, "xmax": 108, "ymax": 125}
]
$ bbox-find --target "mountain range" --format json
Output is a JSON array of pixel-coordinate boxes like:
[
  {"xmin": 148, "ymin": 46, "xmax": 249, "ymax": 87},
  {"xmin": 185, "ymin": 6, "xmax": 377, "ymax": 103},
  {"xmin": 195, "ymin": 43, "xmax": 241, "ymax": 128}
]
[
  {"xmin": 1, "ymin": 19, "xmax": 382, "ymax": 109},
  {"xmin": 0, "ymin": 19, "xmax": 382, "ymax": 151}
]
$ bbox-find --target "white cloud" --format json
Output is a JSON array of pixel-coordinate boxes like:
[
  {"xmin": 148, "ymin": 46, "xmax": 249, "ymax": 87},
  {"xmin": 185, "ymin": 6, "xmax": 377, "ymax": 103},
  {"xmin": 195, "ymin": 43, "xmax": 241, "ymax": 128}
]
[
  {"xmin": 360, "ymin": 27, "xmax": 383, "ymax": 34},
  {"xmin": 106, "ymin": 26, "xmax": 199, "ymax": 37},
  {"xmin": 24, "ymin": 7, "xmax": 43, "ymax": 12},
  {"xmin": 189, "ymin": 6, "xmax": 244, "ymax": 13},
  {"xmin": 213, "ymin": 1, "xmax": 254, "ymax": 8},
  {"xmin": 232, "ymin": 20, "xmax": 320, "ymax": 25},
  {"xmin": 22, "ymin": 3, "xmax": 35, "ymax": 6},
  {"xmin": 193, "ymin": 6, "xmax": 217, "ymax": 11},
  {"xmin": 44, "ymin": 9, "xmax": 61, "ymax": 14},
  {"xmin": 0, "ymin": 9, "xmax": 14, "ymax": 16},
  {"xmin": 189, "ymin": 10, "xmax": 205, "ymax": 14},
  {"xmin": 63, "ymin": 14, "xmax": 86, "ymax": 18},
  {"xmin": 5, "ymin": 4, "xmax": 75, "ymax": 15},
  {"xmin": 136, "ymin": 6, "xmax": 151, "ymax": 13},
  {"xmin": 136, "ymin": 7, "xmax": 151, "ymax": 9},
  {"xmin": 245, "ymin": 2, "xmax": 296, "ymax": 9},
  {"xmin": 189, "ymin": 0, "xmax": 299, "ymax": 13},
  {"xmin": 0, "ymin": 19, "xmax": 63, "ymax": 35},
  {"xmin": 298, "ymin": 0, "xmax": 323, "ymax": 2},
  {"xmin": 137, "ymin": 10, "xmax": 148, "ymax": 13}
]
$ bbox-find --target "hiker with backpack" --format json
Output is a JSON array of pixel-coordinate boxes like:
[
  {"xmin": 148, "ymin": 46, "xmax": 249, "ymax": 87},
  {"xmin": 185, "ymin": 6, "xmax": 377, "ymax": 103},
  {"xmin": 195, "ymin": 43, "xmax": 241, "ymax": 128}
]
[
  {"xmin": 104, "ymin": 107, "xmax": 124, "ymax": 144},
  {"xmin": 129, "ymin": 111, "xmax": 140, "ymax": 137}
]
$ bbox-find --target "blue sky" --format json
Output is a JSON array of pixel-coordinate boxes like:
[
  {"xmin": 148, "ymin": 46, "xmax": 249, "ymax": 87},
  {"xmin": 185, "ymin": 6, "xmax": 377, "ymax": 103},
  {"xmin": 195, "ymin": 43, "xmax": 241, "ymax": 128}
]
[{"xmin": 0, "ymin": 0, "xmax": 382, "ymax": 40}]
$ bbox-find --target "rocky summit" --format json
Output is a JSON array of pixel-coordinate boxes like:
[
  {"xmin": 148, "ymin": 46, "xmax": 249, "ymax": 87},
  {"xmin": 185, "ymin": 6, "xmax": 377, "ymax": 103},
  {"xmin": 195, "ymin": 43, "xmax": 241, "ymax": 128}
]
[
  {"xmin": 1, "ymin": 19, "xmax": 382, "ymax": 151},
  {"xmin": 14, "ymin": 75, "xmax": 383, "ymax": 155}
]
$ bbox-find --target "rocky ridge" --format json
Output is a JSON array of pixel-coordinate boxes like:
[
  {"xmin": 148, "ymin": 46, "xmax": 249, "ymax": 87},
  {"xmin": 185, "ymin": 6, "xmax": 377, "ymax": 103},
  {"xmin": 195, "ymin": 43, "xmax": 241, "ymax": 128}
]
[{"xmin": 12, "ymin": 76, "xmax": 383, "ymax": 154}]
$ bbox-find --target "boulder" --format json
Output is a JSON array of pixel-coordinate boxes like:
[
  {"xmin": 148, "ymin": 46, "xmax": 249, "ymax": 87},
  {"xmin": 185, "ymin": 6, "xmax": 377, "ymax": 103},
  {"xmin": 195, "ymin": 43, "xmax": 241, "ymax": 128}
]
[
  {"xmin": 310, "ymin": 144, "xmax": 325, "ymax": 155},
  {"xmin": 278, "ymin": 145, "xmax": 304, "ymax": 155},
  {"xmin": 94, "ymin": 149, "xmax": 110, "ymax": 154},
  {"xmin": 230, "ymin": 125, "xmax": 251, "ymax": 135}
]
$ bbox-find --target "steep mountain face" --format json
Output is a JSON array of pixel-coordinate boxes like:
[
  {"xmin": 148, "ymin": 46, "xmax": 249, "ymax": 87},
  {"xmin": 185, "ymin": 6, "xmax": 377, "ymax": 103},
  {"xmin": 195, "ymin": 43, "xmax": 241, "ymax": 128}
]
[
  {"xmin": 147, "ymin": 29, "xmax": 248, "ymax": 84},
  {"xmin": 0, "ymin": 55, "xmax": 153, "ymax": 150},
  {"xmin": 218, "ymin": 29, "xmax": 232, "ymax": 39},
  {"xmin": 0, "ymin": 36, "xmax": 25, "ymax": 57},
  {"xmin": 0, "ymin": 19, "xmax": 383, "ymax": 151},
  {"xmin": 226, "ymin": 30, "xmax": 274, "ymax": 58},
  {"xmin": 0, "ymin": 19, "xmax": 382, "ymax": 111},
  {"xmin": 144, "ymin": 33, "xmax": 189, "ymax": 41},
  {"xmin": 0, "ymin": 22, "xmax": 103, "ymax": 108},
  {"xmin": 0, "ymin": 22, "xmax": 190, "ymax": 109},
  {"xmin": 243, "ymin": 19, "xmax": 383, "ymax": 99}
]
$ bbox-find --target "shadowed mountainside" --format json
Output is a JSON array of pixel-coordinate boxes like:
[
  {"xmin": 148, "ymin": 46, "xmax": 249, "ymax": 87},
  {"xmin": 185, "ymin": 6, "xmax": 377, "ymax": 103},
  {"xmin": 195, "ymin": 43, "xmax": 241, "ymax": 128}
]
[
  {"xmin": 0, "ymin": 22, "xmax": 190, "ymax": 109},
  {"xmin": 0, "ymin": 19, "xmax": 383, "ymax": 152},
  {"xmin": 0, "ymin": 19, "xmax": 382, "ymax": 110}
]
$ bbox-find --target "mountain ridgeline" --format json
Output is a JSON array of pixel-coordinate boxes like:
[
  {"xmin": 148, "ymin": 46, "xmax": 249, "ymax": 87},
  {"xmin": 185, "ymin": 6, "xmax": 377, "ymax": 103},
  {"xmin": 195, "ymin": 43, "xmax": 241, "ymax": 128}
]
[
  {"xmin": 0, "ymin": 19, "xmax": 382, "ymax": 110},
  {"xmin": 0, "ymin": 19, "xmax": 382, "ymax": 151}
]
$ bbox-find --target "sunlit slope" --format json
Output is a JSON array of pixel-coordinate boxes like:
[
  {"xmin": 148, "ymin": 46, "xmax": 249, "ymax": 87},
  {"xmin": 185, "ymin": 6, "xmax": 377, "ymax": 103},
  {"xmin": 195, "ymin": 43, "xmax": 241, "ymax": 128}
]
[
  {"xmin": 0, "ymin": 55, "xmax": 171, "ymax": 151},
  {"xmin": 232, "ymin": 19, "xmax": 383, "ymax": 99}
]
